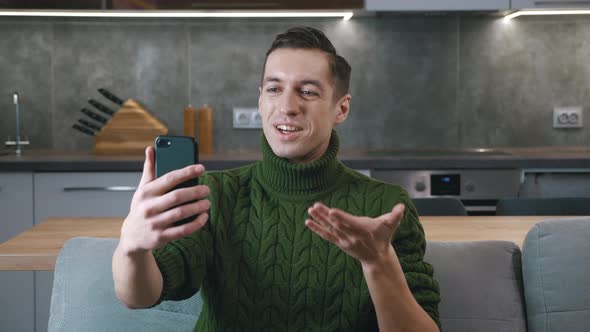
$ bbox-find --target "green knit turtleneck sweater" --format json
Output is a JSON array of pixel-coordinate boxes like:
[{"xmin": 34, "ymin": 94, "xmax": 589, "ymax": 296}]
[{"xmin": 153, "ymin": 131, "xmax": 441, "ymax": 331}]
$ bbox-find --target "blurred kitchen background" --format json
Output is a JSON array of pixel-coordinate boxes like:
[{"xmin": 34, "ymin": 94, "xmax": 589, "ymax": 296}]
[
  {"xmin": 2, "ymin": 9, "xmax": 590, "ymax": 151},
  {"xmin": 3, "ymin": 3, "xmax": 590, "ymax": 332}
]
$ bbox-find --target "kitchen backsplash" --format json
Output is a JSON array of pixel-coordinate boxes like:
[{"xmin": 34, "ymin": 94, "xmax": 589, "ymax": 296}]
[{"xmin": 1, "ymin": 14, "xmax": 590, "ymax": 151}]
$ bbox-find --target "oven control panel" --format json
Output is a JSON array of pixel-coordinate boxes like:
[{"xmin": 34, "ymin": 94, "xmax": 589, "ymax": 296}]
[{"xmin": 371, "ymin": 169, "xmax": 521, "ymax": 200}]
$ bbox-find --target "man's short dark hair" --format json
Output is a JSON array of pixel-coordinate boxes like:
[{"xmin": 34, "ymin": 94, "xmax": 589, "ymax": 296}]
[{"xmin": 262, "ymin": 26, "xmax": 351, "ymax": 99}]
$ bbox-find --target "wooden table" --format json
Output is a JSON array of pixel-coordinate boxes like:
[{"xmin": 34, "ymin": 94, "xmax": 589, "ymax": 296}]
[{"xmin": 0, "ymin": 216, "xmax": 581, "ymax": 271}]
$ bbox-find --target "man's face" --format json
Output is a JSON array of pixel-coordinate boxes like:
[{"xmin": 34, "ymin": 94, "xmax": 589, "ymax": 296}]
[{"xmin": 259, "ymin": 48, "xmax": 350, "ymax": 163}]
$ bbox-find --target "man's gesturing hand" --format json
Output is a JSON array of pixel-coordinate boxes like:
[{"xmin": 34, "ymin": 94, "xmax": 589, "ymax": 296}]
[
  {"xmin": 305, "ymin": 202, "xmax": 405, "ymax": 264},
  {"xmin": 119, "ymin": 146, "xmax": 211, "ymax": 255}
]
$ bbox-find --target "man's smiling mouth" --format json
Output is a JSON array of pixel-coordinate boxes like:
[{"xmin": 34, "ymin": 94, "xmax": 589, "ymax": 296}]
[{"xmin": 275, "ymin": 124, "xmax": 303, "ymax": 134}]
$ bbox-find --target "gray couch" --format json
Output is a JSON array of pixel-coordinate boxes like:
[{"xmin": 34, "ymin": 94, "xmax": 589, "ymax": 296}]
[{"xmin": 48, "ymin": 218, "xmax": 590, "ymax": 332}]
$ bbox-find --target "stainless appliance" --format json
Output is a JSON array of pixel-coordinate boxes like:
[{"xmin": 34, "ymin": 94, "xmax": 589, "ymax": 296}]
[
  {"xmin": 369, "ymin": 149, "xmax": 521, "ymax": 215},
  {"xmin": 372, "ymin": 169, "xmax": 521, "ymax": 215}
]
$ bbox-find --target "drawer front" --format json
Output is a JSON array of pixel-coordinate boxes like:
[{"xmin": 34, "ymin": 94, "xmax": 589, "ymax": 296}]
[
  {"xmin": 512, "ymin": 0, "xmax": 590, "ymax": 9},
  {"xmin": 34, "ymin": 172, "xmax": 141, "ymax": 224},
  {"xmin": 366, "ymin": 0, "xmax": 509, "ymax": 10}
]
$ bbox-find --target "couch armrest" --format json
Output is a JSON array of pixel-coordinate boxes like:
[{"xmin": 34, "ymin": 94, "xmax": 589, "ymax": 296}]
[
  {"xmin": 49, "ymin": 237, "xmax": 201, "ymax": 332},
  {"xmin": 523, "ymin": 217, "xmax": 590, "ymax": 332}
]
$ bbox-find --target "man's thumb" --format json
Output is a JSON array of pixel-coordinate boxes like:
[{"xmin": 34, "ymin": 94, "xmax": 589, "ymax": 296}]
[
  {"xmin": 384, "ymin": 203, "xmax": 405, "ymax": 227},
  {"xmin": 138, "ymin": 146, "xmax": 155, "ymax": 186}
]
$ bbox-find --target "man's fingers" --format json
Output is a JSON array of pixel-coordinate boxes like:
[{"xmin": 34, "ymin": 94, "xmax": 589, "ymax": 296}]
[
  {"xmin": 328, "ymin": 208, "xmax": 361, "ymax": 231},
  {"xmin": 308, "ymin": 203, "xmax": 330, "ymax": 227},
  {"xmin": 159, "ymin": 213, "xmax": 209, "ymax": 241},
  {"xmin": 149, "ymin": 185, "xmax": 210, "ymax": 215},
  {"xmin": 305, "ymin": 219, "xmax": 338, "ymax": 243},
  {"xmin": 151, "ymin": 199, "xmax": 211, "ymax": 228},
  {"xmin": 308, "ymin": 204, "xmax": 348, "ymax": 238},
  {"xmin": 144, "ymin": 164, "xmax": 206, "ymax": 195},
  {"xmin": 138, "ymin": 146, "xmax": 155, "ymax": 187}
]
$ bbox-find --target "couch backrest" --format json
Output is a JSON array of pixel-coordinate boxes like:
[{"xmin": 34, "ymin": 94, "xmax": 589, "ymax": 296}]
[
  {"xmin": 522, "ymin": 217, "xmax": 590, "ymax": 332},
  {"xmin": 51, "ymin": 237, "xmax": 530, "ymax": 332},
  {"xmin": 425, "ymin": 241, "xmax": 527, "ymax": 332}
]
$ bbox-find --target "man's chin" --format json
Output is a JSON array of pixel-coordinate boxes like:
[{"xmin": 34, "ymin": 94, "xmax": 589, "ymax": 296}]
[{"xmin": 272, "ymin": 148, "xmax": 299, "ymax": 160}]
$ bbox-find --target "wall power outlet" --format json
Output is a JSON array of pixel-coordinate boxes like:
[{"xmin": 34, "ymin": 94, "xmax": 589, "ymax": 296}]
[
  {"xmin": 553, "ymin": 106, "xmax": 583, "ymax": 128},
  {"xmin": 233, "ymin": 107, "xmax": 262, "ymax": 129}
]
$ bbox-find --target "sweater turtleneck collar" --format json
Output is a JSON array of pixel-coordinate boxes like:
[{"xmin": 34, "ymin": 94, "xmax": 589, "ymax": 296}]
[{"xmin": 256, "ymin": 130, "xmax": 344, "ymax": 197}]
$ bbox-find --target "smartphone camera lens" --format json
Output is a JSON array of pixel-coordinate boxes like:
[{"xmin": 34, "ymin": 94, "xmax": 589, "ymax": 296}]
[{"xmin": 156, "ymin": 138, "xmax": 171, "ymax": 148}]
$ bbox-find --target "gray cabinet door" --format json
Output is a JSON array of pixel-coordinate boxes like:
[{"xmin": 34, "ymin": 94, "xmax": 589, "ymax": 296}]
[
  {"xmin": 512, "ymin": 0, "xmax": 590, "ymax": 9},
  {"xmin": 366, "ymin": 0, "xmax": 510, "ymax": 11},
  {"xmin": 34, "ymin": 172, "xmax": 141, "ymax": 332},
  {"xmin": 0, "ymin": 173, "xmax": 34, "ymax": 242},
  {"xmin": 0, "ymin": 173, "xmax": 34, "ymax": 332}
]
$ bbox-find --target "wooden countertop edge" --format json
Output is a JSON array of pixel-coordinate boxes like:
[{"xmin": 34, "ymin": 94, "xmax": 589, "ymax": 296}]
[
  {"xmin": 0, "ymin": 216, "xmax": 582, "ymax": 271},
  {"xmin": 0, "ymin": 255, "xmax": 57, "ymax": 271}
]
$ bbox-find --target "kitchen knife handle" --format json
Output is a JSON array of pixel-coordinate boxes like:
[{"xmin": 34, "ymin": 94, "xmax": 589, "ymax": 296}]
[
  {"xmin": 63, "ymin": 186, "xmax": 137, "ymax": 192},
  {"xmin": 78, "ymin": 119, "xmax": 101, "ymax": 131},
  {"xmin": 98, "ymin": 88, "xmax": 124, "ymax": 105},
  {"xmin": 72, "ymin": 124, "xmax": 95, "ymax": 136},
  {"xmin": 81, "ymin": 108, "xmax": 107, "ymax": 124},
  {"xmin": 88, "ymin": 99, "xmax": 115, "ymax": 116}
]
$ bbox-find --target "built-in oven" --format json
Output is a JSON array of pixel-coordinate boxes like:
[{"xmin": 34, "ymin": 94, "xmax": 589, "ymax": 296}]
[{"xmin": 371, "ymin": 169, "xmax": 522, "ymax": 215}]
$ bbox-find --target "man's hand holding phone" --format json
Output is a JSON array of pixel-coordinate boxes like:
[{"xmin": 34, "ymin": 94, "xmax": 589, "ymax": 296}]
[{"xmin": 118, "ymin": 146, "xmax": 210, "ymax": 255}]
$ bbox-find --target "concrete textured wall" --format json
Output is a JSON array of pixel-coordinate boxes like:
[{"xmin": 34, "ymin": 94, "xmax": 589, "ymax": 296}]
[{"xmin": 1, "ymin": 15, "xmax": 589, "ymax": 152}]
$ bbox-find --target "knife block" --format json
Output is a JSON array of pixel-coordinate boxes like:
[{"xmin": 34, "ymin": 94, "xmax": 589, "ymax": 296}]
[{"xmin": 93, "ymin": 99, "xmax": 168, "ymax": 155}]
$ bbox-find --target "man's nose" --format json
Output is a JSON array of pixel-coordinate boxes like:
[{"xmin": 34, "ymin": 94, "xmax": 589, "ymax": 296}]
[{"xmin": 278, "ymin": 90, "xmax": 300, "ymax": 116}]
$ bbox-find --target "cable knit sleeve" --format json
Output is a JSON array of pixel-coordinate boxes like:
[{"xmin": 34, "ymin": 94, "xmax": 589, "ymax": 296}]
[
  {"xmin": 152, "ymin": 174, "xmax": 215, "ymax": 303},
  {"xmin": 391, "ymin": 188, "xmax": 441, "ymax": 329}
]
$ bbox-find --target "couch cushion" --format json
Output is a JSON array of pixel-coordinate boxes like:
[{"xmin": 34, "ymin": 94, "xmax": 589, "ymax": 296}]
[
  {"xmin": 425, "ymin": 241, "xmax": 527, "ymax": 332},
  {"xmin": 49, "ymin": 237, "xmax": 202, "ymax": 332},
  {"xmin": 522, "ymin": 218, "xmax": 590, "ymax": 332}
]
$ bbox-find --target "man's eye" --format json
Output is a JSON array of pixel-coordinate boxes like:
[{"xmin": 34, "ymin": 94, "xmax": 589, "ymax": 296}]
[
  {"xmin": 266, "ymin": 87, "xmax": 279, "ymax": 93},
  {"xmin": 301, "ymin": 90, "xmax": 318, "ymax": 96}
]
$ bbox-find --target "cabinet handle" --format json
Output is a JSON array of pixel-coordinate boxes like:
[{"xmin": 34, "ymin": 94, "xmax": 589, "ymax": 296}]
[{"xmin": 63, "ymin": 186, "xmax": 137, "ymax": 192}]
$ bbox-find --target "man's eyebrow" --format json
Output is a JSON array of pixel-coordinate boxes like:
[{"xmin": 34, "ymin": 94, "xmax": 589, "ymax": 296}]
[
  {"xmin": 301, "ymin": 79, "xmax": 324, "ymax": 91},
  {"xmin": 263, "ymin": 76, "xmax": 282, "ymax": 84},
  {"xmin": 262, "ymin": 77, "xmax": 325, "ymax": 91}
]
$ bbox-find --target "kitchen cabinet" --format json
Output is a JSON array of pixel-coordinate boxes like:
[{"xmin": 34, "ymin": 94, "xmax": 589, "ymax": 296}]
[
  {"xmin": 519, "ymin": 170, "xmax": 590, "ymax": 198},
  {"xmin": 365, "ymin": 0, "xmax": 509, "ymax": 11},
  {"xmin": 33, "ymin": 172, "xmax": 141, "ymax": 332},
  {"xmin": 0, "ymin": 0, "xmax": 362, "ymax": 10},
  {"xmin": 0, "ymin": 173, "xmax": 34, "ymax": 332},
  {"xmin": 0, "ymin": 173, "xmax": 34, "ymax": 243},
  {"xmin": 0, "ymin": 0, "xmax": 102, "ymax": 9},
  {"xmin": 512, "ymin": 0, "xmax": 590, "ymax": 9}
]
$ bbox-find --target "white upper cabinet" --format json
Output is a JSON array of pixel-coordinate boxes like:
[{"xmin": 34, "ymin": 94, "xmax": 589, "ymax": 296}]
[
  {"xmin": 512, "ymin": 0, "xmax": 590, "ymax": 9},
  {"xmin": 365, "ymin": 0, "xmax": 510, "ymax": 11}
]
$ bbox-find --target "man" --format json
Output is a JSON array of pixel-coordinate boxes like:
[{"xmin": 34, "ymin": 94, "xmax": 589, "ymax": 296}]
[{"xmin": 113, "ymin": 26, "xmax": 440, "ymax": 331}]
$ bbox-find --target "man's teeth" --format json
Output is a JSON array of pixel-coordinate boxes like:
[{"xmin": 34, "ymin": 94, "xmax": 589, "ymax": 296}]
[{"xmin": 276, "ymin": 125, "xmax": 301, "ymax": 132}]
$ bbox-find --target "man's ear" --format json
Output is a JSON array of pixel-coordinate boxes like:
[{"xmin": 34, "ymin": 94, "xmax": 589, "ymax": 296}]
[{"xmin": 334, "ymin": 94, "xmax": 351, "ymax": 124}]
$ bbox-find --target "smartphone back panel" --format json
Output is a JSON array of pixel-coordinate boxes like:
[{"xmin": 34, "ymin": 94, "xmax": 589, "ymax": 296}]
[
  {"xmin": 155, "ymin": 136, "xmax": 199, "ymax": 178},
  {"xmin": 154, "ymin": 136, "xmax": 199, "ymax": 226}
]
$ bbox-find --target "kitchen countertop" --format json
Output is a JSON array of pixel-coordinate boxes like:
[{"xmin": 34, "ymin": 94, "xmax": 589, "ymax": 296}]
[
  {"xmin": 1, "ymin": 215, "xmax": 577, "ymax": 270},
  {"xmin": 0, "ymin": 147, "xmax": 589, "ymax": 171}
]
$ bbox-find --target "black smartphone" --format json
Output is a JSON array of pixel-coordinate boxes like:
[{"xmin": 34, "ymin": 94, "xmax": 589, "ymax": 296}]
[{"xmin": 154, "ymin": 135, "xmax": 199, "ymax": 226}]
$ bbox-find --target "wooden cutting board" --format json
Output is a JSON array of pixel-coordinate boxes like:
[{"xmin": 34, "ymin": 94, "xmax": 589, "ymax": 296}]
[{"xmin": 94, "ymin": 99, "xmax": 168, "ymax": 155}]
